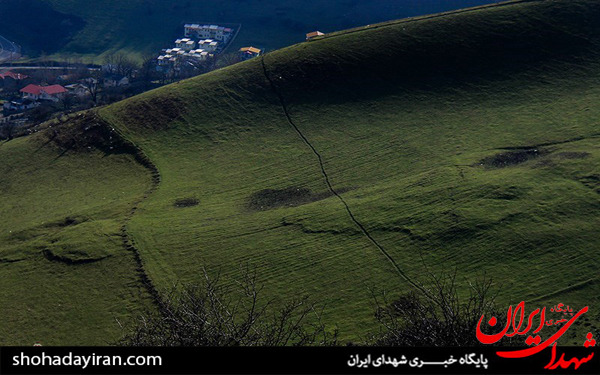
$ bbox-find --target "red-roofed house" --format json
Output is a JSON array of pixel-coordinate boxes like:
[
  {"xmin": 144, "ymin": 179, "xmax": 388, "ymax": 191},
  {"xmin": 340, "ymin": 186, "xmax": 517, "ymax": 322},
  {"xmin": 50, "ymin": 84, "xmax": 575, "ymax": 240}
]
[
  {"xmin": 20, "ymin": 84, "xmax": 67, "ymax": 102},
  {"xmin": 0, "ymin": 71, "xmax": 29, "ymax": 80},
  {"xmin": 0, "ymin": 71, "xmax": 30, "ymax": 89}
]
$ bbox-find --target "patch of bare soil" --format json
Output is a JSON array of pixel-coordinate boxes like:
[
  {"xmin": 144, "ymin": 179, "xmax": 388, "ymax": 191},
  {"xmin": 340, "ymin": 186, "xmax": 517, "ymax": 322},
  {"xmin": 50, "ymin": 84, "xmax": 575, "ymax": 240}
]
[
  {"xmin": 41, "ymin": 111, "xmax": 135, "ymax": 155},
  {"xmin": 174, "ymin": 198, "xmax": 199, "ymax": 208},
  {"xmin": 41, "ymin": 248, "xmax": 110, "ymax": 265},
  {"xmin": 58, "ymin": 216, "xmax": 81, "ymax": 227},
  {"xmin": 248, "ymin": 186, "xmax": 348, "ymax": 211},
  {"xmin": 40, "ymin": 216, "xmax": 86, "ymax": 229},
  {"xmin": 479, "ymin": 148, "xmax": 547, "ymax": 168}
]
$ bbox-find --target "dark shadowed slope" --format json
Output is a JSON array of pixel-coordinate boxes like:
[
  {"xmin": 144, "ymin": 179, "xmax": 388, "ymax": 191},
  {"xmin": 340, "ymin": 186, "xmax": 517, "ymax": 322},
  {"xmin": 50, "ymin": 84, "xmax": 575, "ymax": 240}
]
[{"xmin": 98, "ymin": 0, "xmax": 600, "ymax": 341}]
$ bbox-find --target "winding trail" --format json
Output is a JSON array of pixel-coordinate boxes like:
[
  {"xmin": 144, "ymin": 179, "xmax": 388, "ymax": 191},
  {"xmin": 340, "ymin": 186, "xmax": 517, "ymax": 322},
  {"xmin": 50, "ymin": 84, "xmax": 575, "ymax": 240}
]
[
  {"xmin": 93, "ymin": 111, "xmax": 163, "ymax": 309},
  {"xmin": 260, "ymin": 56, "xmax": 428, "ymax": 294}
]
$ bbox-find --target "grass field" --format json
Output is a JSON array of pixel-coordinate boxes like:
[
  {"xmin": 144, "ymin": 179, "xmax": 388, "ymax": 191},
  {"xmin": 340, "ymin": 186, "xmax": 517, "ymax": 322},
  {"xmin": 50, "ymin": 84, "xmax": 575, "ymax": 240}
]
[
  {"xmin": 0, "ymin": 116, "xmax": 155, "ymax": 345},
  {"xmin": 1, "ymin": 0, "xmax": 599, "ymax": 344}
]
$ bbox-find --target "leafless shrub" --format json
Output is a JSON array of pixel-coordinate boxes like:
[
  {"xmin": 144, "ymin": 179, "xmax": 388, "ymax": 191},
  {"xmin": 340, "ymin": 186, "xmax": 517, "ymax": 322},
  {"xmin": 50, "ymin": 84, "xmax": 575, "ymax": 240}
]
[
  {"xmin": 118, "ymin": 267, "xmax": 337, "ymax": 346},
  {"xmin": 369, "ymin": 270, "xmax": 507, "ymax": 346}
]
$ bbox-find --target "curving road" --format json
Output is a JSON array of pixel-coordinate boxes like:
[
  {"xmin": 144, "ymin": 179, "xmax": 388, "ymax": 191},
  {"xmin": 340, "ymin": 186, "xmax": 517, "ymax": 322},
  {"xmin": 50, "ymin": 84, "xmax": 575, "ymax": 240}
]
[{"xmin": 0, "ymin": 34, "xmax": 20, "ymax": 63}]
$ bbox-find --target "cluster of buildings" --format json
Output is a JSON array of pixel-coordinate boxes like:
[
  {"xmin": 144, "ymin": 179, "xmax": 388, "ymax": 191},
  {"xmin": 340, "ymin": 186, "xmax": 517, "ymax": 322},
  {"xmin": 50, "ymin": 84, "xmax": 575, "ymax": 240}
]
[
  {"xmin": 184, "ymin": 24, "xmax": 234, "ymax": 42},
  {"xmin": 157, "ymin": 38, "xmax": 215, "ymax": 67},
  {"xmin": 157, "ymin": 23, "xmax": 265, "ymax": 70},
  {"xmin": 1, "ymin": 71, "xmax": 62, "ymax": 113},
  {"xmin": 157, "ymin": 24, "xmax": 236, "ymax": 70},
  {"xmin": 2, "ymin": 77, "xmax": 68, "ymax": 113},
  {"xmin": 1, "ymin": 68, "xmax": 129, "ymax": 115}
]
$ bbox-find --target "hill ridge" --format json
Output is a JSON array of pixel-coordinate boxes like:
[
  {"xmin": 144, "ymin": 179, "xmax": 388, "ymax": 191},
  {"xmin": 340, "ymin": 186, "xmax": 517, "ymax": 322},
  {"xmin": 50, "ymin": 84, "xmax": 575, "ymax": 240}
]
[{"xmin": 314, "ymin": 0, "xmax": 540, "ymax": 41}]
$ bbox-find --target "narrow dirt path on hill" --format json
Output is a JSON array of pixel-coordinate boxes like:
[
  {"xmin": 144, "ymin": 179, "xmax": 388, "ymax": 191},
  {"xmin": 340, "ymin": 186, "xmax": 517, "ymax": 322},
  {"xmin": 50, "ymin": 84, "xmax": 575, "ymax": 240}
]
[
  {"xmin": 260, "ymin": 55, "xmax": 429, "ymax": 296},
  {"xmin": 93, "ymin": 111, "xmax": 164, "ymax": 311}
]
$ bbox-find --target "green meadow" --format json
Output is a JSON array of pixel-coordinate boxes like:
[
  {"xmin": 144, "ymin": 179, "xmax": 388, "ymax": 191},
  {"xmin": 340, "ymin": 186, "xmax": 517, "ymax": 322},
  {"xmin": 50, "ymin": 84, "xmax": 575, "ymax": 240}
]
[
  {"xmin": 1, "ymin": 0, "xmax": 599, "ymax": 344},
  {"xmin": 0, "ymin": 125, "xmax": 155, "ymax": 344}
]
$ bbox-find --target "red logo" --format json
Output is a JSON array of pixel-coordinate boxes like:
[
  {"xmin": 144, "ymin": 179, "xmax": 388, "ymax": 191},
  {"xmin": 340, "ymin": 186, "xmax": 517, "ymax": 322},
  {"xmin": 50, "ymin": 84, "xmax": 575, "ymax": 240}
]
[{"xmin": 476, "ymin": 301, "xmax": 595, "ymax": 370}]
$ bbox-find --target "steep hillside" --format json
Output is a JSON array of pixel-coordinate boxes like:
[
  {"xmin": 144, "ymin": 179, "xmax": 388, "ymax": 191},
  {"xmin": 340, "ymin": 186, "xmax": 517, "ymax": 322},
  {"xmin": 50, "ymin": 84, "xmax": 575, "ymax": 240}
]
[
  {"xmin": 99, "ymin": 0, "xmax": 600, "ymax": 341},
  {"xmin": 0, "ymin": 114, "xmax": 155, "ymax": 345},
  {"xmin": 2, "ymin": 0, "xmax": 599, "ymax": 344}
]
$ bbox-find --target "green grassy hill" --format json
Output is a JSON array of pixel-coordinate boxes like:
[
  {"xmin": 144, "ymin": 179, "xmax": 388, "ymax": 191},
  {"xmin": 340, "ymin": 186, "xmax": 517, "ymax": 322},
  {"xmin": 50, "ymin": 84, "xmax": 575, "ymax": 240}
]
[
  {"xmin": 2, "ymin": 0, "xmax": 599, "ymax": 344},
  {"xmin": 0, "ymin": 114, "xmax": 155, "ymax": 345}
]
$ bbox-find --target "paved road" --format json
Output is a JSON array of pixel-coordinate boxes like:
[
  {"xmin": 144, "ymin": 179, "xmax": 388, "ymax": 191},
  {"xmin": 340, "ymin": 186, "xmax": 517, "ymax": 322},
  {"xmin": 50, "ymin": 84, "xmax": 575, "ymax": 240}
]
[
  {"xmin": 0, "ymin": 34, "xmax": 20, "ymax": 63},
  {"xmin": 0, "ymin": 66, "xmax": 100, "ymax": 71}
]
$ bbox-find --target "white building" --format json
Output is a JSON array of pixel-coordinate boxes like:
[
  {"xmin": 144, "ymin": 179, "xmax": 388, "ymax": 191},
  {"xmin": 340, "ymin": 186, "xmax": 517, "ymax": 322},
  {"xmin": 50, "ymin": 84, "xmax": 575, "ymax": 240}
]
[
  {"xmin": 157, "ymin": 54, "xmax": 177, "ymax": 66},
  {"xmin": 175, "ymin": 38, "xmax": 196, "ymax": 51},
  {"xmin": 165, "ymin": 47, "xmax": 186, "ymax": 56},
  {"xmin": 185, "ymin": 49, "xmax": 212, "ymax": 61},
  {"xmin": 198, "ymin": 39, "xmax": 219, "ymax": 52},
  {"xmin": 184, "ymin": 24, "xmax": 233, "ymax": 42}
]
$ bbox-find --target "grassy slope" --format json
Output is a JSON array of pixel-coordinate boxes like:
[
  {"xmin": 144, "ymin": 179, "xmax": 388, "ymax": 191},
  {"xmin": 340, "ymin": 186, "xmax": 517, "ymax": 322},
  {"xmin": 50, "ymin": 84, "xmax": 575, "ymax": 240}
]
[
  {"xmin": 2, "ymin": 0, "xmax": 598, "ymax": 345},
  {"xmin": 0, "ymin": 122, "xmax": 154, "ymax": 345},
  {"xmin": 99, "ymin": 0, "xmax": 600, "ymax": 342},
  {"xmin": 38, "ymin": 0, "xmax": 497, "ymax": 61}
]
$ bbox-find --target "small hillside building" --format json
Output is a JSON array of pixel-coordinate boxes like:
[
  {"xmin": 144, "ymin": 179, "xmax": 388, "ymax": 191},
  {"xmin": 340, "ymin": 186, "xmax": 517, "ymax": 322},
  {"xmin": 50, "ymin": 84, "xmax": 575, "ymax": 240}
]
[
  {"xmin": 239, "ymin": 46, "xmax": 262, "ymax": 61},
  {"xmin": 306, "ymin": 31, "xmax": 325, "ymax": 40},
  {"xmin": 3, "ymin": 98, "xmax": 39, "ymax": 113}
]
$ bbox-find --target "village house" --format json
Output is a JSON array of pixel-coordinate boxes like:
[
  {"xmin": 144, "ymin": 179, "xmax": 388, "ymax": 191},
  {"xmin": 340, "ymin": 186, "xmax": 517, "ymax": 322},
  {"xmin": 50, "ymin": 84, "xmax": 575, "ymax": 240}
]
[
  {"xmin": 165, "ymin": 48, "xmax": 186, "ymax": 56},
  {"xmin": 20, "ymin": 84, "xmax": 67, "ymax": 102},
  {"xmin": 197, "ymin": 39, "xmax": 219, "ymax": 52},
  {"xmin": 3, "ymin": 98, "xmax": 39, "ymax": 114},
  {"xmin": 184, "ymin": 24, "xmax": 233, "ymax": 42},
  {"xmin": 306, "ymin": 31, "xmax": 325, "ymax": 40},
  {"xmin": 185, "ymin": 49, "xmax": 211, "ymax": 61},
  {"xmin": 102, "ymin": 75, "xmax": 130, "ymax": 88},
  {"xmin": 175, "ymin": 38, "xmax": 197, "ymax": 51},
  {"xmin": 64, "ymin": 83, "xmax": 90, "ymax": 98},
  {"xmin": 157, "ymin": 54, "xmax": 176, "ymax": 67},
  {"xmin": 239, "ymin": 46, "xmax": 262, "ymax": 61}
]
